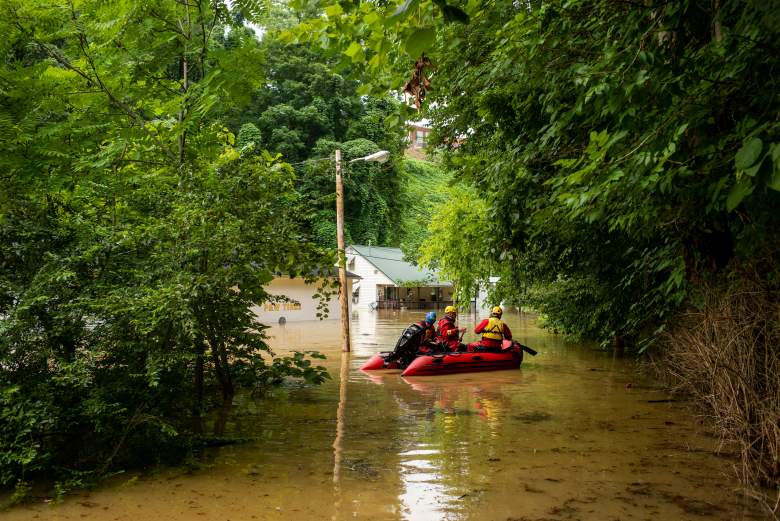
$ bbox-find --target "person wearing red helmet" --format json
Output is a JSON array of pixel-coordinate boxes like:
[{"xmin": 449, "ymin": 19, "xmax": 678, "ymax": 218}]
[{"xmin": 468, "ymin": 306, "xmax": 512, "ymax": 352}]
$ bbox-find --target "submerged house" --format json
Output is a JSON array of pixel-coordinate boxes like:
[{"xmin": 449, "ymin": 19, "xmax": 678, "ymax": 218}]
[
  {"xmin": 251, "ymin": 269, "xmax": 359, "ymax": 324},
  {"xmin": 346, "ymin": 245, "xmax": 453, "ymax": 310}
]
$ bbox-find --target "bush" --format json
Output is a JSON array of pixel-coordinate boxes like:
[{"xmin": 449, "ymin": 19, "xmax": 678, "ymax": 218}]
[{"xmin": 659, "ymin": 278, "xmax": 780, "ymax": 514}]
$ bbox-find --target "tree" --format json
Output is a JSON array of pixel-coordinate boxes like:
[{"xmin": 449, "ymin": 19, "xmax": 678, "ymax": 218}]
[
  {"xmin": 399, "ymin": 159, "xmax": 453, "ymax": 263},
  {"xmin": 426, "ymin": 0, "xmax": 780, "ymax": 348},
  {"xmin": 236, "ymin": 122, "xmax": 263, "ymax": 150},
  {"xmin": 299, "ymin": 137, "xmax": 405, "ymax": 248},
  {"xmin": 0, "ymin": 0, "xmax": 330, "ymax": 493},
  {"xmin": 224, "ymin": 10, "xmax": 412, "ymax": 248},
  {"xmin": 296, "ymin": 0, "xmax": 780, "ymax": 347}
]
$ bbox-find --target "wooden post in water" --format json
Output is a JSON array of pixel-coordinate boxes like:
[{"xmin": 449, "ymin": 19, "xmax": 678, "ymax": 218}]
[
  {"xmin": 335, "ymin": 149, "xmax": 351, "ymax": 352},
  {"xmin": 613, "ymin": 334, "xmax": 625, "ymax": 357}
]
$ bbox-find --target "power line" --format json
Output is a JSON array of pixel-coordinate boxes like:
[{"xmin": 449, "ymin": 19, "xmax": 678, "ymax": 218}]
[{"xmin": 287, "ymin": 157, "xmax": 333, "ymax": 168}]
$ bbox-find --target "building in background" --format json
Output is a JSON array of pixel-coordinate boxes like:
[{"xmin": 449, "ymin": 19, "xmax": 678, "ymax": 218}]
[
  {"xmin": 252, "ymin": 270, "xmax": 358, "ymax": 324},
  {"xmin": 346, "ymin": 244, "xmax": 453, "ymax": 310},
  {"xmin": 405, "ymin": 121, "xmax": 431, "ymax": 160}
]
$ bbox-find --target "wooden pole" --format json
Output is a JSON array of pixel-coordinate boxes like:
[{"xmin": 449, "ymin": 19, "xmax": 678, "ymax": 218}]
[{"xmin": 335, "ymin": 149, "xmax": 351, "ymax": 352}]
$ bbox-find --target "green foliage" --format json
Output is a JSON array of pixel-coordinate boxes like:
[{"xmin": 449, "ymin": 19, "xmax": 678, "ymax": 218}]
[
  {"xmin": 398, "ymin": 159, "xmax": 452, "ymax": 259},
  {"xmin": 423, "ymin": 0, "xmax": 780, "ymax": 348},
  {"xmin": 0, "ymin": 387, "xmax": 51, "ymax": 487},
  {"xmin": 237, "ymin": 123, "xmax": 263, "ymax": 150},
  {"xmin": 225, "ymin": 38, "xmax": 364, "ymax": 163},
  {"xmin": 0, "ymin": 0, "xmax": 334, "ymax": 492},
  {"xmin": 304, "ymin": 0, "xmax": 780, "ymax": 350},
  {"xmin": 297, "ymin": 136, "xmax": 407, "ymax": 248},
  {"xmin": 224, "ymin": 17, "xmax": 412, "ymax": 249},
  {"xmin": 285, "ymin": 0, "xmax": 466, "ymax": 84},
  {"xmin": 417, "ymin": 185, "xmax": 493, "ymax": 305}
]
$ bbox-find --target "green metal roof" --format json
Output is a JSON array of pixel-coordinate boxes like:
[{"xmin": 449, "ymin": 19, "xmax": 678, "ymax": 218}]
[{"xmin": 348, "ymin": 245, "xmax": 451, "ymax": 287}]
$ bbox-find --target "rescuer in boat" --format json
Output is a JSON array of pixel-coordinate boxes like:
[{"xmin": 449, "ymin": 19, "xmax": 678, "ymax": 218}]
[
  {"xmin": 388, "ymin": 311, "xmax": 439, "ymax": 367},
  {"xmin": 468, "ymin": 306, "xmax": 513, "ymax": 352},
  {"xmin": 436, "ymin": 305, "xmax": 466, "ymax": 351}
]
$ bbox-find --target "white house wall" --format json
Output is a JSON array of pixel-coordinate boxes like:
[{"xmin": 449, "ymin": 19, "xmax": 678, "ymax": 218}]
[
  {"xmin": 475, "ymin": 276, "xmax": 501, "ymax": 312},
  {"xmin": 251, "ymin": 277, "xmax": 351, "ymax": 325},
  {"xmin": 346, "ymin": 248, "xmax": 394, "ymax": 310}
]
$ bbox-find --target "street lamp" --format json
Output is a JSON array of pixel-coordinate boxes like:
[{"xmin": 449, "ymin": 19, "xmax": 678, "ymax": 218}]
[
  {"xmin": 335, "ymin": 148, "xmax": 389, "ymax": 352},
  {"xmin": 350, "ymin": 150, "xmax": 390, "ymax": 164}
]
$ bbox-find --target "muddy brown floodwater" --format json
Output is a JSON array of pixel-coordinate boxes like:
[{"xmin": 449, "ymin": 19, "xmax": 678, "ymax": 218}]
[{"xmin": 4, "ymin": 311, "xmax": 771, "ymax": 521}]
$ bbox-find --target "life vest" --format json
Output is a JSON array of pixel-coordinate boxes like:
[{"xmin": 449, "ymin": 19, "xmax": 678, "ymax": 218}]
[{"xmin": 481, "ymin": 317, "xmax": 505, "ymax": 342}]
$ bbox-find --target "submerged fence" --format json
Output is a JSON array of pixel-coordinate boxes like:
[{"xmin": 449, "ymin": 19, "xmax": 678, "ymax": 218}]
[{"xmin": 374, "ymin": 300, "xmax": 454, "ymax": 310}]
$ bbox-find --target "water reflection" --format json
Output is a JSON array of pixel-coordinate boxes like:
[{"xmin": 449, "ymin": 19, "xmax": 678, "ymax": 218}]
[
  {"xmin": 2, "ymin": 310, "xmax": 769, "ymax": 521},
  {"xmin": 331, "ymin": 351, "xmax": 349, "ymax": 520}
]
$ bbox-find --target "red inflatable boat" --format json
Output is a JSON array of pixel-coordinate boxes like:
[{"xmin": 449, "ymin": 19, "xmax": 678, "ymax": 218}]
[{"xmin": 360, "ymin": 340, "xmax": 524, "ymax": 377}]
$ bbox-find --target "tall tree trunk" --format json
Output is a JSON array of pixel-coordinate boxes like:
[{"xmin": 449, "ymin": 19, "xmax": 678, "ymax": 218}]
[
  {"xmin": 209, "ymin": 340, "xmax": 233, "ymax": 405},
  {"xmin": 192, "ymin": 338, "xmax": 205, "ymax": 434},
  {"xmin": 178, "ymin": 53, "xmax": 188, "ymax": 164},
  {"xmin": 178, "ymin": 2, "xmax": 191, "ymax": 164},
  {"xmin": 713, "ymin": 0, "xmax": 723, "ymax": 42}
]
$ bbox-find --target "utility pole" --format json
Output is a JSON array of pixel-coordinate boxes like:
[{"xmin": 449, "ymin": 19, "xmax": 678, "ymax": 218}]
[{"xmin": 335, "ymin": 149, "xmax": 351, "ymax": 352}]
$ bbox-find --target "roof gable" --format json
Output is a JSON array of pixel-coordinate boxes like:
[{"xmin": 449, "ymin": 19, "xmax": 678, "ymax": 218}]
[{"xmin": 347, "ymin": 245, "xmax": 450, "ymax": 287}]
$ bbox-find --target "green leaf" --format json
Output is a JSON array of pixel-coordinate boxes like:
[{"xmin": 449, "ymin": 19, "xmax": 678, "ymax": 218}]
[
  {"xmin": 734, "ymin": 137, "xmax": 762, "ymax": 170},
  {"xmin": 744, "ymin": 161, "xmax": 761, "ymax": 177},
  {"xmin": 364, "ymin": 12, "xmax": 381, "ymax": 25},
  {"xmin": 324, "ymin": 4, "xmax": 343, "ymax": 17},
  {"xmin": 384, "ymin": 113, "xmax": 401, "ymax": 130},
  {"xmin": 768, "ymin": 147, "xmax": 780, "ymax": 191},
  {"xmin": 344, "ymin": 41, "xmax": 363, "ymax": 60},
  {"xmin": 726, "ymin": 178, "xmax": 753, "ymax": 211},
  {"xmin": 767, "ymin": 169, "xmax": 780, "ymax": 192},
  {"xmin": 405, "ymin": 28, "xmax": 436, "ymax": 58}
]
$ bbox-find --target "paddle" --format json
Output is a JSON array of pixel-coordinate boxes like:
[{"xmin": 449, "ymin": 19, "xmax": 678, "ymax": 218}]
[
  {"xmin": 455, "ymin": 327, "xmax": 468, "ymax": 351},
  {"xmin": 519, "ymin": 344, "xmax": 538, "ymax": 356},
  {"xmin": 504, "ymin": 341, "xmax": 537, "ymax": 356}
]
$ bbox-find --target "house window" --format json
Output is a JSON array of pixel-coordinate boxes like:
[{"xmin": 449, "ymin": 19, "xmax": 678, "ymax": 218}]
[{"xmin": 415, "ymin": 131, "xmax": 425, "ymax": 146}]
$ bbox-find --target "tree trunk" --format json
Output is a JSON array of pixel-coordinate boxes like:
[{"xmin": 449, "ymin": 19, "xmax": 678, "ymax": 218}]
[
  {"xmin": 192, "ymin": 338, "xmax": 205, "ymax": 434},
  {"xmin": 209, "ymin": 340, "xmax": 233, "ymax": 405},
  {"xmin": 178, "ymin": 53, "xmax": 188, "ymax": 164},
  {"xmin": 713, "ymin": 0, "xmax": 723, "ymax": 42},
  {"xmin": 613, "ymin": 334, "xmax": 625, "ymax": 357}
]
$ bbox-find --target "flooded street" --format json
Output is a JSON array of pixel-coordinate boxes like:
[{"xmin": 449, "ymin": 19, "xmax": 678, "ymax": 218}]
[{"xmin": 5, "ymin": 311, "xmax": 769, "ymax": 520}]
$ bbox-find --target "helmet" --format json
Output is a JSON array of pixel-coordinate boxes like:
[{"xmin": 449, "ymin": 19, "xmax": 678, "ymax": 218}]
[
  {"xmin": 425, "ymin": 311, "xmax": 437, "ymax": 324},
  {"xmin": 444, "ymin": 305, "xmax": 457, "ymax": 314},
  {"xmin": 491, "ymin": 306, "xmax": 503, "ymax": 317}
]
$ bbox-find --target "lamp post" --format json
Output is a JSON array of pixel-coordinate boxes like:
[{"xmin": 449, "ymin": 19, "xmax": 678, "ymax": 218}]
[{"xmin": 335, "ymin": 148, "xmax": 389, "ymax": 352}]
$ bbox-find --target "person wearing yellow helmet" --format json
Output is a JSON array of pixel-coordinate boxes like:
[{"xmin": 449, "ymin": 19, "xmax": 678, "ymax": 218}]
[
  {"xmin": 436, "ymin": 305, "xmax": 466, "ymax": 351},
  {"xmin": 468, "ymin": 306, "xmax": 513, "ymax": 352}
]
